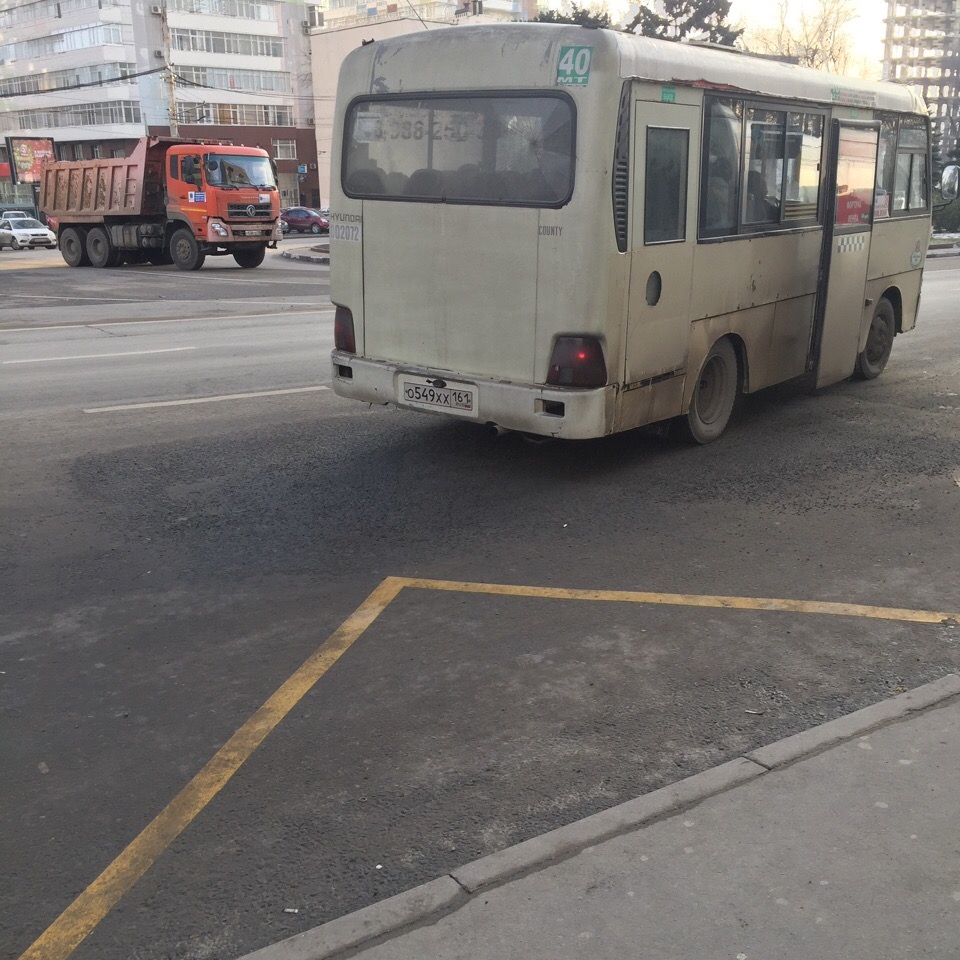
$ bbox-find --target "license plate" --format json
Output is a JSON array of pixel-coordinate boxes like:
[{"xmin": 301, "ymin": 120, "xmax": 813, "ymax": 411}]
[{"xmin": 398, "ymin": 376, "xmax": 477, "ymax": 417}]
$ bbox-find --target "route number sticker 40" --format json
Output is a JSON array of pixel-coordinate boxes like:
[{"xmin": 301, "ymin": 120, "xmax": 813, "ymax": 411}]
[{"xmin": 556, "ymin": 45, "xmax": 592, "ymax": 86}]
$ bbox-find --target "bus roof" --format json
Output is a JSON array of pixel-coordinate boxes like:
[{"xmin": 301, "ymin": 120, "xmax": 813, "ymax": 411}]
[
  {"xmin": 611, "ymin": 28, "xmax": 923, "ymax": 115},
  {"xmin": 347, "ymin": 24, "xmax": 924, "ymax": 117}
]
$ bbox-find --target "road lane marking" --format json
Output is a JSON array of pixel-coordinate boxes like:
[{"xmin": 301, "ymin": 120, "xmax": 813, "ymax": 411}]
[
  {"xmin": 398, "ymin": 579, "xmax": 959, "ymax": 624},
  {"xmin": 83, "ymin": 385, "xmax": 330, "ymax": 413},
  {"xmin": 17, "ymin": 576, "xmax": 405, "ymax": 960},
  {"xmin": 3, "ymin": 347, "xmax": 196, "ymax": 365},
  {"xmin": 17, "ymin": 573, "xmax": 958, "ymax": 960},
  {"xmin": 122, "ymin": 270, "xmax": 329, "ymax": 286},
  {"xmin": 0, "ymin": 309, "xmax": 332, "ymax": 334},
  {"xmin": 1, "ymin": 293, "xmax": 148, "ymax": 302}
]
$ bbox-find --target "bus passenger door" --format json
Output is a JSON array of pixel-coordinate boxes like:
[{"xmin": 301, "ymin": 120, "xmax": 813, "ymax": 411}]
[
  {"xmin": 813, "ymin": 120, "xmax": 880, "ymax": 388},
  {"xmin": 625, "ymin": 101, "xmax": 700, "ymax": 391}
]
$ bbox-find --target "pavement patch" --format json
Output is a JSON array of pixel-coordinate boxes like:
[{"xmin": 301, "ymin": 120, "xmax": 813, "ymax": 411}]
[
  {"xmin": 235, "ymin": 673, "xmax": 960, "ymax": 960},
  {"xmin": 18, "ymin": 578, "xmax": 959, "ymax": 960}
]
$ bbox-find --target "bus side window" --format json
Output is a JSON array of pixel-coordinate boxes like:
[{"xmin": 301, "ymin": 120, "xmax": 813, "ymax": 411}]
[
  {"xmin": 875, "ymin": 118, "xmax": 897, "ymax": 218},
  {"xmin": 743, "ymin": 108, "xmax": 785, "ymax": 225},
  {"xmin": 892, "ymin": 117, "xmax": 928, "ymax": 214},
  {"xmin": 699, "ymin": 96, "xmax": 742, "ymax": 237},
  {"xmin": 644, "ymin": 127, "xmax": 688, "ymax": 243},
  {"xmin": 783, "ymin": 113, "xmax": 823, "ymax": 222}
]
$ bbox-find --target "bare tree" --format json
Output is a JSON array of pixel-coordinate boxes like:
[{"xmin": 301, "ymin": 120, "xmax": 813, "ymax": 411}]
[{"xmin": 743, "ymin": 0, "xmax": 857, "ymax": 73}]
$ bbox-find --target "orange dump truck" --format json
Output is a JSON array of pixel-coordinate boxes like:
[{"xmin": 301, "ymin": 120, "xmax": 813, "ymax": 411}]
[{"xmin": 39, "ymin": 136, "xmax": 281, "ymax": 270}]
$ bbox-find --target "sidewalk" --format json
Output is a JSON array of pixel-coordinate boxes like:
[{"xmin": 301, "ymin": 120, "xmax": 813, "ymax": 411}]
[{"xmin": 242, "ymin": 674, "xmax": 960, "ymax": 960}]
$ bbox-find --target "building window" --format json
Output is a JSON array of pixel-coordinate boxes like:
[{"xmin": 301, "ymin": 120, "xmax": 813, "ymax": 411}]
[
  {"xmin": 272, "ymin": 138, "xmax": 297, "ymax": 159},
  {"xmin": 177, "ymin": 101, "xmax": 293, "ymax": 126},
  {"xmin": 170, "ymin": 27, "xmax": 283, "ymax": 57},
  {"xmin": 111, "ymin": 147, "xmax": 126, "ymax": 158},
  {"xmin": 73, "ymin": 143, "xmax": 85, "ymax": 160},
  {"xmin": 92, "ymin": 144, "xmax": 103, "ymax": 158},
  {"xmin": 175, "ymin": 66, "xmax": 291, "ymax": 94}
]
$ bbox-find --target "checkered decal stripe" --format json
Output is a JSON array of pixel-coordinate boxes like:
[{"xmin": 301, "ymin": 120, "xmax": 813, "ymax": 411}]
[{"xmin": 837, "ymin": 234, "xmax": 866, "ymax": 254}]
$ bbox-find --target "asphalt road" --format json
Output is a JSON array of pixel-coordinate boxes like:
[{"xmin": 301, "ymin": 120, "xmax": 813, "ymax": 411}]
[{"xmin": 2, "ymin": 250, "xmax": 959, "ymax": 960}]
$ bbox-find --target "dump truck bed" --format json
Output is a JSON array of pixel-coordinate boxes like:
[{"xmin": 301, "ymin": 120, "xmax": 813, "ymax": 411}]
[{"xmin": 39, "ymin": 139, "xmax": 165, "ymax": 221}]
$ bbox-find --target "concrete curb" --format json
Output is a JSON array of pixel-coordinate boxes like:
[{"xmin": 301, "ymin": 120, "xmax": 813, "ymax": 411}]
[
  {"xmin": 236, "ymin": 673, "xmax": 960, "ymax": 960},
  {"xmin": 280, "ymin": 249, "xmax": 329, "ymax": 265},
  {"xmin": 746, "ymin": 673, "xmax": 960, "ymax": 769},
  {"xmin": 452, "ymin": 756, "xmax": 763, "ymax": 894},
  {"xmin": 240, "ymin": 878, "xmax": 465, "ymax": 960}
]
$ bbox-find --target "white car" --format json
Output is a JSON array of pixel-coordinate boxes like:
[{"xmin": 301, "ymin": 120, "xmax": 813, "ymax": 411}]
[
  {"xmin": 1, "ymin": 210, "xmax": 32, "ymax": 221},
  {"xmin": 0, "ymin": 217, "xmax": 58, "ymax": 250}
]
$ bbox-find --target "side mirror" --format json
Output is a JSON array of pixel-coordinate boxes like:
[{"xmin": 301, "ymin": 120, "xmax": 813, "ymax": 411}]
[
  {"xmin": 204, "ymin": 159, "xmax": 219, "ymax": 172},
  {"xmin": 941, "ymin": 164, "xmax": 959, "ymax": 201}
]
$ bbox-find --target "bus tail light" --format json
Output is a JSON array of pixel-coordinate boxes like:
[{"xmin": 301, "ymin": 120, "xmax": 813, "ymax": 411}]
[
  {"xmin": 546, "ymin": 336, "xmax": 607, "ymax": 388},
  {"xmin": 334, "ymin": 305, "xmax": 356, "ymax": 353}
]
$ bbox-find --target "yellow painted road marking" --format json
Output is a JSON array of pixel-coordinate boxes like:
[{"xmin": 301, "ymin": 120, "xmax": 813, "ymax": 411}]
[
  {"xmin": 18, "ymin": 577, "xmax": 405, "ymax": 960},
  {"xmin": 397, "ymin": 578, "xmax": 959, "ymax": 625},
  {"xmin": 18, "ymin": 575, "xmax": 957, "ymax": 960}
]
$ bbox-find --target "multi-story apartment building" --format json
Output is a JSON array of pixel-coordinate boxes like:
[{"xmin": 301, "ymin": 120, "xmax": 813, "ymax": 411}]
[
  {"xmin": 883, "ymin": 0, "xmax": 960, "ymax": 160},
  {"xmin": 0, "ymin": 0, "xmax": 323, "ymax": 210}
]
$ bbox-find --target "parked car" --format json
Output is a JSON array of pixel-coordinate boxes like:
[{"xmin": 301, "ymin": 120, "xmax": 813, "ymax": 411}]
[
  {"xmin": 0, "ymin": 210, "xmax": 33, "ymax": 222},
  {"xmin": 280, "ymin": 207, "xmax": 329, "ymax": 235},
  {"xmin": 0, "ymin": 217, "xmax": 58, "ymax": 250}
]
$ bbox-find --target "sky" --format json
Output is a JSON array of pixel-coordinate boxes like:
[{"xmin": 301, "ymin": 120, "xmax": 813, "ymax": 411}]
[
  {"xmin": 608, "ymin": 0, "xmax": 889, "ymax": 71},
  {"xmin": 729, "ymin": 0, "xmax": 887, "ymax": 63}
]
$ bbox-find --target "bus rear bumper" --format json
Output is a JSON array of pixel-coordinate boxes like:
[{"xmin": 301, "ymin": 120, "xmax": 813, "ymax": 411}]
[{"xmin": 330, "ymin": 352, "xmax": 617, "ymax": 440}]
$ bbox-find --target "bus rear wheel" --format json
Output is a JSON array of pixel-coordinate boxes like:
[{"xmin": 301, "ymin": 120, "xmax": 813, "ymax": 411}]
[
  {"xmin": 680, "ymin": 337, "xmax": 738, "ymax": 444},
  {"xmin": 854, "ymin": 298, "xmax": 895, "ymax": 380},
  {"xmin": 61, "ymin": 227, "xmax": 89, "ymax": 267}
]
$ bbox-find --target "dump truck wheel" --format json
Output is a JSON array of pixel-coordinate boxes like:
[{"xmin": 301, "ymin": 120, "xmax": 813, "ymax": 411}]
[
  {"xmin": 233, "ymin": 245, "xmax": 266, "ymax": 269},
  {"xmin": 86, "ymin": 226, "xmax": 118, "ymax": 268},
  {"xmin": 170, "ymin": 228, "xmax": 204, "ymax": 271},
  {"xmin": 61, "ymin": 228, "xmax": 90, "ymax": 267}
]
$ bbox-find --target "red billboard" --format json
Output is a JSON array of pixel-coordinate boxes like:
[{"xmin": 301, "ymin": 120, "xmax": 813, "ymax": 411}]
[{"xmin": 6, "ymin": 137, "xmax": 56, "ymax": 184}]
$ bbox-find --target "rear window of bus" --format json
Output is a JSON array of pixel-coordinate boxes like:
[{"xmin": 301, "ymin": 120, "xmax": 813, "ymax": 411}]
[{"xmin": 342, "ymin": 93, "xmax": 575, "ymax": 207}]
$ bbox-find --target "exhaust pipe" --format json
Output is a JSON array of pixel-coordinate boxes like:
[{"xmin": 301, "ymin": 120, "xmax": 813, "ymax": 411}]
[{"xmin": 485, "ymin": 422, "xmax": 510, "ymax": 439}]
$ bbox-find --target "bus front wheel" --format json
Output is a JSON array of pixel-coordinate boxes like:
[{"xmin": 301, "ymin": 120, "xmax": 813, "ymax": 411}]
[
  {"xmin": 854, "ymin": 298, "xmax": 895, "ymax": 380},
  {"xmin": 681, "ymin": 337, "xmax": 738, "ymax": 444}
]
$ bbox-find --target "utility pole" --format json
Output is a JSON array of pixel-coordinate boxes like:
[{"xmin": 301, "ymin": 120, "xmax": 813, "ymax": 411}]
[{"xmin": 160, "ymin": 0, "xmax": 178, "ymax": 135}]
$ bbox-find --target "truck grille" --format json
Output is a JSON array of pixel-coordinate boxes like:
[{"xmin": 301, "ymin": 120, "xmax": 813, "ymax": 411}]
[{"xmin": 227, "ymin": 202, "xmax": 272, "ymax": 219}]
